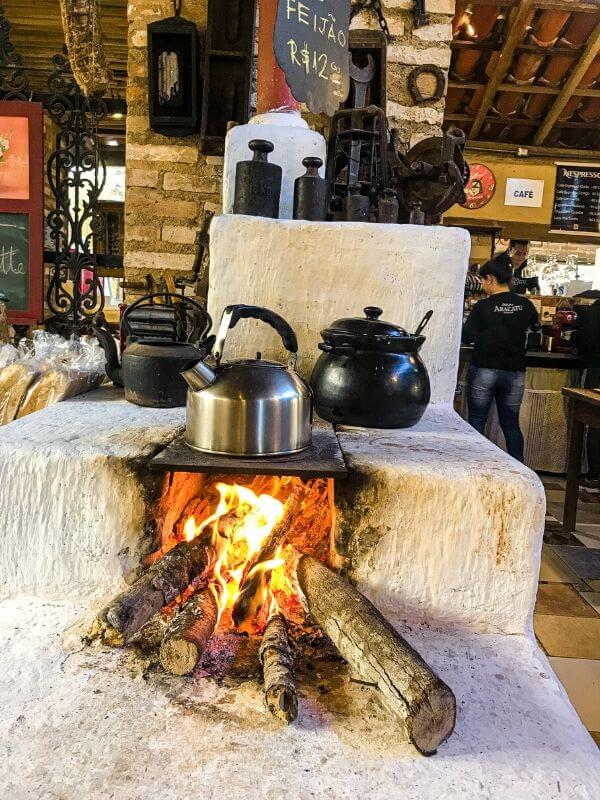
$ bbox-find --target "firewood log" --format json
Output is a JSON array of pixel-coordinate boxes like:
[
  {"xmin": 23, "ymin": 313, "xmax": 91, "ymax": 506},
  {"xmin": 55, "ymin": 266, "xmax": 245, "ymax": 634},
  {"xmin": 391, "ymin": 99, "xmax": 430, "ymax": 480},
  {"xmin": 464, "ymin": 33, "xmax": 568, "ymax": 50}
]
[
  {"xmin": 296, "ymin": 554, "xmax": 456, "ymax": 756},
  {"xmin": 232, "ymin": 485, "xmax": 305, "ymax": 631},
  {"xmin": 259, "ymin": 612, "xmax": 298, "ymax": 724},
  {"xmin": 159, "ymin": 587, "xmax": 219, "ymax": 675},
  {"xmin": 101, "ymin": 538, "xmax": 214, "ymax": 643}
]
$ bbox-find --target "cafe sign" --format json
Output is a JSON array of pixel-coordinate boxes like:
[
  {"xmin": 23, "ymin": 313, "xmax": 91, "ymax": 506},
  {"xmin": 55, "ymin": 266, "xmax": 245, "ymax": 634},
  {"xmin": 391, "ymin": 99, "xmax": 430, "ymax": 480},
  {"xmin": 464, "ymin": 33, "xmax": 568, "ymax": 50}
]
[
  {"xmin": 274, "ymin": 0, "xmax": 350, "ymax": 116},
  {"xmin": 504, "ymin": 177, "xmax": 544, "ymax": 208}
]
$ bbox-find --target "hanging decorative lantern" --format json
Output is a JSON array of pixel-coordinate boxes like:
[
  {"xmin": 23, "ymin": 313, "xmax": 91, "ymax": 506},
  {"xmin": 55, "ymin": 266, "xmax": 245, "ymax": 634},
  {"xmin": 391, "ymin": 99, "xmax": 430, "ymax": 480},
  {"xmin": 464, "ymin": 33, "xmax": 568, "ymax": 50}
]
[
  {"xmin": 59, "ymin": 0, "xmax": 111, "ymax": 97},
  {"xmin": 148, "ymin": 0, "xmax": 200, "ymax": 137}
]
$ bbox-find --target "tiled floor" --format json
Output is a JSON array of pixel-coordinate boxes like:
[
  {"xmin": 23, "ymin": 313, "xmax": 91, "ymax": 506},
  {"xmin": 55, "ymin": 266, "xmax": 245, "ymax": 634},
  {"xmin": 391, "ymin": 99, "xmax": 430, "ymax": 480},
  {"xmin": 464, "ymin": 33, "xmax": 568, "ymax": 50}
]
[{"xmin": 536, "ymin": 474, "xmax": 600, "ymax": 747}]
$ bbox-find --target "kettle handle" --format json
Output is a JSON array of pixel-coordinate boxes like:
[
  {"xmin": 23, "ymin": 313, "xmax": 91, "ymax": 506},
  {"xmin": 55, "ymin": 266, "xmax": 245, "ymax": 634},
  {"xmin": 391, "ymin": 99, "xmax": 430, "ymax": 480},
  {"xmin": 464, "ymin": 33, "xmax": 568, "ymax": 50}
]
[
  {"xmin": 213, "ymin": 304, "xmax": 298, "ymax": 365},
  {"xmin": 122, "ymin": 293, "xmax": 212, "ymax": 342}
]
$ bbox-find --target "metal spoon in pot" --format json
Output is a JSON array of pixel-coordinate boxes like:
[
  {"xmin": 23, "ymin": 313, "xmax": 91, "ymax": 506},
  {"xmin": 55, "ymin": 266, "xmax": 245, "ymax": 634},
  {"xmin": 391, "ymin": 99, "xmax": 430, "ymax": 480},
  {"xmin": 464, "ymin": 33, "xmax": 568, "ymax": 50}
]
[{"xmin": 413, "ymin": 310, "xmax": 434, "ymax": 337}]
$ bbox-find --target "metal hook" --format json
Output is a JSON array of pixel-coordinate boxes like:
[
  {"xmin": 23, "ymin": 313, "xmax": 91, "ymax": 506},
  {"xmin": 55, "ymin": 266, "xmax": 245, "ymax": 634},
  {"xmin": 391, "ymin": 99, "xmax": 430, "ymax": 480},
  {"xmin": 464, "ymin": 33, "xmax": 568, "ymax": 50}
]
[{"xmin": 173, "ymin": 0, "xmax": 182, "ymax": 16}]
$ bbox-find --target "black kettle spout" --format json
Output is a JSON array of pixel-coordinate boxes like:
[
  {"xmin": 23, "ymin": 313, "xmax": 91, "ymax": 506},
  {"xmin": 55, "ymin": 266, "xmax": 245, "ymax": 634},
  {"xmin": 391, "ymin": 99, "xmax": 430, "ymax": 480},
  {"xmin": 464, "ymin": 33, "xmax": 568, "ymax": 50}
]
[{"xmin": 92, "ymin": 316, "xmax": 124, "ymax": 387}]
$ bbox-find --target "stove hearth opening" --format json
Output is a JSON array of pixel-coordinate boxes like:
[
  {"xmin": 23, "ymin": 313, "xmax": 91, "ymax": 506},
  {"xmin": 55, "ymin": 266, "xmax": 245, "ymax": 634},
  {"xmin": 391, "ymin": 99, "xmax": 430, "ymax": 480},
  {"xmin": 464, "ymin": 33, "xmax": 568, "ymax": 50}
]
[{"xmin": 90, "ymin": 471, "xmax": 456, "ymax": 755}]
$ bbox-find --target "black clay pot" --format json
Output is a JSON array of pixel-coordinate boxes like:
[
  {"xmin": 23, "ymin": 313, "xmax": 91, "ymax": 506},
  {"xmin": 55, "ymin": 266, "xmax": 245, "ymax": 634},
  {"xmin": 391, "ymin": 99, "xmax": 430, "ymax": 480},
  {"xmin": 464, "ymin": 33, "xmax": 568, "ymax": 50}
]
[
  {"xmin": 309, "ymin": 306, "xmax": 433, "ymax": 429},
  {"xmin": 293, "ymin": 156, "xmax": 330, "ymax": 221},
  {"xmin": 233, "ymin": 139, "xmax": 282, "ymax": 218}
]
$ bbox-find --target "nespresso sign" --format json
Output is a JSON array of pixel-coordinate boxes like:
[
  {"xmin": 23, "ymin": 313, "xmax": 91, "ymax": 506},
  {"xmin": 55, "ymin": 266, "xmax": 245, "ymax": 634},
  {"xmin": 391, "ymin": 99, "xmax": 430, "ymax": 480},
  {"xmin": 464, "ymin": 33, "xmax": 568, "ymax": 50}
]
[{"xmin": 551, "ymin": 163, "xmax": 600, "ymax": 235}]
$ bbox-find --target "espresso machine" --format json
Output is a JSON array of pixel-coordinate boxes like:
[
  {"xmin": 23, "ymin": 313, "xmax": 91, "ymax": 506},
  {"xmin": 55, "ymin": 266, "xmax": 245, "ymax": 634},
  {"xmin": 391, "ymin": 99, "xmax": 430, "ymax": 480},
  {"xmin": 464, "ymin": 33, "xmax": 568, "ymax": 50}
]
[{"xmin": 550, "ymin": 307, "xmax": 578, "ymax": 353}]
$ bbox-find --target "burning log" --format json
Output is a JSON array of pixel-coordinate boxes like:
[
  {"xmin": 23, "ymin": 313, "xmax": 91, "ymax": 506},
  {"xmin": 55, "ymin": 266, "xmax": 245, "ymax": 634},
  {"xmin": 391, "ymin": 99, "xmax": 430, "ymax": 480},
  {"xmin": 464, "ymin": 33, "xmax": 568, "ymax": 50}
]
[
  {"xmin": 296, "ymin": 555, "xmax": 456, "ymax": 756},
  {"xmin": 259, "ymin": 611, "xmax": 298, "ymax": 724},
  {"xmin": 100, "ymin": 538, "xmax": 214, "ymax": 643},
  {"xmin": 232, "ymin": 485, "xmax": 305, "ymax": 631},
  {"xmin": 159, "ymin": 586, "xmax": 219, "ymax": 675}
]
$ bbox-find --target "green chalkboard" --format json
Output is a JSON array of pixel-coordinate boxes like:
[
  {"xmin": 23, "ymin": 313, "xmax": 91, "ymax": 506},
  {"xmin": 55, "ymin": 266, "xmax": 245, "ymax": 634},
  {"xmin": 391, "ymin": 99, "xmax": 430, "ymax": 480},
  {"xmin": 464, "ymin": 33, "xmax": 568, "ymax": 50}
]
[{"xmin": 0, "ymin": 213, "xmax": 29, "ymax": 312}]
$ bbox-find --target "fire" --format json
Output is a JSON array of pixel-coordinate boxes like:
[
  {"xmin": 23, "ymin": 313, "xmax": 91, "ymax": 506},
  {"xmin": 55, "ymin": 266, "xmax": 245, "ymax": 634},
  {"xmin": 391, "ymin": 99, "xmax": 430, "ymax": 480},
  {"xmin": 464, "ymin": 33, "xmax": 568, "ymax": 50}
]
[
  {"xmin": 193, "ymin": 483, "xmax": 285, "ymax": 624},
  {"xmin": 152, "ymin": 476, "xmax": 333, "ymax": 634}
]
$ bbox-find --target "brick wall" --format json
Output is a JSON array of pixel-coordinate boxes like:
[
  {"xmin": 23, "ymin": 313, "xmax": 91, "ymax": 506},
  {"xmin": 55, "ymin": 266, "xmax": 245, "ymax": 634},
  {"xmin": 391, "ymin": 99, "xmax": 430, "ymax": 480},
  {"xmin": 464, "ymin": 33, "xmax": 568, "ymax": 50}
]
[
  {"xmin": 124, "ymin": 0, "xmax": 455, "ymax": 291},
  {"xmin": 352, "ymin": 0, "xmax": 454, "ymax": 149},
  {"xmin": 124, "ymin": 0, "xmax": 221, "ymax": 294}
]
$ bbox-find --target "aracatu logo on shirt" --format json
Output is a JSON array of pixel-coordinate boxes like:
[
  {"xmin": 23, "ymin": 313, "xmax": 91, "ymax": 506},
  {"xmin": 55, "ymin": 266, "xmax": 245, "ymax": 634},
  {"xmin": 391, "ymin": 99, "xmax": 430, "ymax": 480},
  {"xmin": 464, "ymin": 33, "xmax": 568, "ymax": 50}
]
[{"xmin": 494, "ymin": 301, "xmax": 524, "ymax": 314}]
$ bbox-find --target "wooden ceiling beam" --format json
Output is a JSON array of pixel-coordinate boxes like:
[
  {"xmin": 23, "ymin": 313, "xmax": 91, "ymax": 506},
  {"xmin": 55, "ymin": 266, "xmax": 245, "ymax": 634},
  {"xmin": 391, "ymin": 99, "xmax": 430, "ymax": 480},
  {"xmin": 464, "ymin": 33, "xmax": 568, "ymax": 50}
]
[
  {"xmin": 468, "ymin": 0, "xmax": 536, "ymax": 140},
  {"xmin": 451, "ymin": 41, "xmax": 585, "ymax": 58},
  {"xmin": 465, "ymin": 139, "xmax": 600, "ymax": 161},
  {"xmin": 448, "ymin": 80, "xmax": 600, "ymax": 99},
  {"xmin": 447, "ymin": 113, "xmax": 600, "ymax": 131},
  {"xmin": 468, "ymin": 0, "xmax": 600, "ymax": 10},
  {"xmin": 534, "ymin": 20, "xmax": 600, "ymax": 145}
]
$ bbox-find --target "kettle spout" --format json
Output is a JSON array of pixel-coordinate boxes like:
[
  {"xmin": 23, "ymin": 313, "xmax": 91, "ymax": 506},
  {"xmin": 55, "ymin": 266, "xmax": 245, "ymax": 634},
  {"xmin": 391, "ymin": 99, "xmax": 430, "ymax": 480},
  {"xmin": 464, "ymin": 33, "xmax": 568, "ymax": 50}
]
[
  {"xmin": 92, "ymin": 318, "xmax": 124, "ymax": 388},
  {"xmin": 181, "ymin": 360, "xmax": 217, "ymax": 392}
]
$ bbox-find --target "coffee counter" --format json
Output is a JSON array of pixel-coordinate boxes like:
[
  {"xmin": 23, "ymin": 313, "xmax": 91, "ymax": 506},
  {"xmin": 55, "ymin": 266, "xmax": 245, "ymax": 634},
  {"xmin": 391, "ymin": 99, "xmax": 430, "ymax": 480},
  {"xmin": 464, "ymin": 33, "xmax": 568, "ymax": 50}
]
[
  {"xmin": 458, "ymin": 347, "xmax": 583, "ymax": 472},
  {"xmin": 460, "ymin": 346, "xmax": 583, "ymax": 370}
]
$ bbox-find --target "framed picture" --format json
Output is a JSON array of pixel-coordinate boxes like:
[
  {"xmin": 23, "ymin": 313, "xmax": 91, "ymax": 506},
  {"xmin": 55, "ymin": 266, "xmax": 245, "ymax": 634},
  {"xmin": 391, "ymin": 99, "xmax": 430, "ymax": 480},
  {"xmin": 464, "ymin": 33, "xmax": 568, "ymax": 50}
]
[{"xmin": 0, "ymin": 101, "xmax": 44, "ymax": 325}]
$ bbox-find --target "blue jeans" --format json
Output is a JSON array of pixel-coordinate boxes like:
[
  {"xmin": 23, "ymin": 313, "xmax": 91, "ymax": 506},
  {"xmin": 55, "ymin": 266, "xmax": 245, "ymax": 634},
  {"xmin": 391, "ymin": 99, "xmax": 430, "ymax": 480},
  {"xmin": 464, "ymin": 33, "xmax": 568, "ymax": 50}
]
[{"xmin": 467, "ymin": 367, "xmax": 526, "ymax": 462}]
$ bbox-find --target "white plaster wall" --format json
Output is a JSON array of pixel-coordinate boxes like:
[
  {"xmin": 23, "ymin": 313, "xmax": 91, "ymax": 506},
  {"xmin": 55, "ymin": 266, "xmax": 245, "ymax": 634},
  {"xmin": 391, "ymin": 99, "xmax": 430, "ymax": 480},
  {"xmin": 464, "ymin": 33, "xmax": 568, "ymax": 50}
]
[
  {"xmin": 336, "ymin": 406, "xmax": 546, "ymax": 635},
  {"xmin": 0, "ymin": 387, "xmax": 185, "ymax": 600},
  {"xmin": 208, "ymin": 215, "xmax": 470, "ymax": 404}
]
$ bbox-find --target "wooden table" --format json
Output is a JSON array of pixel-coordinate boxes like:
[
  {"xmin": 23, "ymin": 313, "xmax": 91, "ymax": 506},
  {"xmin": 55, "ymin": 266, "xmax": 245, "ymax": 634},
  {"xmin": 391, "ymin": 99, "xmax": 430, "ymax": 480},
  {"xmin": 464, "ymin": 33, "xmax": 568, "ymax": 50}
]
[{"xmin": 562, "ymin": 388, "xmax": 600, "ymax": 533}]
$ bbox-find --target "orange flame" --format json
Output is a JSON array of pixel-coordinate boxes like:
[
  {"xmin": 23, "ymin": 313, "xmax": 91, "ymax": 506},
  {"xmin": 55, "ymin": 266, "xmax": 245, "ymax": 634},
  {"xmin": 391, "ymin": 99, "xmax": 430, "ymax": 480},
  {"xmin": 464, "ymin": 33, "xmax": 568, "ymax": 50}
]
[
  {"xmin": 152, "ymin": 476, "xmax": 333, "ymax": 633},
  {"xmin": 185, "ymin": 482, "xmax": 286, "ymax": 625}
]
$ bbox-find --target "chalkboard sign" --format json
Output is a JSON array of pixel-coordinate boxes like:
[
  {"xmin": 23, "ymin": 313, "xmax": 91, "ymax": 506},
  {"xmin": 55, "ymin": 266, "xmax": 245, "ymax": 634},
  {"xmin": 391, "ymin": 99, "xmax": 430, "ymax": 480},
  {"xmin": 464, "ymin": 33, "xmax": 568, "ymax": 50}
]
[
  {"xmin": 274, "ymin": 0, "xmax": 350, "ymax": 116},
  {"xmin": 0, "ymin": 213, "xmax": 29, "ymax": 312},
  {"xmin": 551, "ymin": 163, "xmax": 600, "ymax": 235}
]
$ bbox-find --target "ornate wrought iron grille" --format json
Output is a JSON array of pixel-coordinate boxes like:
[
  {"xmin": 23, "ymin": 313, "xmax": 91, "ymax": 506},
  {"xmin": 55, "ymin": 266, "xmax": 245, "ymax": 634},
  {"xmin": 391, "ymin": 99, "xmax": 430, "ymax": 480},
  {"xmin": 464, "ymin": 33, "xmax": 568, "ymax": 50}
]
[
  {"xmin": 46, "ymin": 52, "xmax": 107, "ymax": 333},
  {"xmin": 0, "ymin": 4, "xmax": 31, "ymax": 101}
]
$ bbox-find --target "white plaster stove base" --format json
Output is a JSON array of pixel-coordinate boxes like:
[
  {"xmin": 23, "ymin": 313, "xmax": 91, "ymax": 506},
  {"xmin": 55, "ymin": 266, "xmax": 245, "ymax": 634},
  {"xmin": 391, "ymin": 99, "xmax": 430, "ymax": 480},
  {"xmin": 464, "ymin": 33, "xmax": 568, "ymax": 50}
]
[
  {"xmin": 0, "ymin": 387, "xmax": 185, "ymax": 599},
  {"xmin": 0, "ymin": 597, "xmax": 598, "ymax": 800},
  {"xmin": 0, "ymin": 390, "xmax": 598, "ymax": 793},
  {"xmin": 336, "ymin": 405, "xmax": 546, "ymax": 635}
]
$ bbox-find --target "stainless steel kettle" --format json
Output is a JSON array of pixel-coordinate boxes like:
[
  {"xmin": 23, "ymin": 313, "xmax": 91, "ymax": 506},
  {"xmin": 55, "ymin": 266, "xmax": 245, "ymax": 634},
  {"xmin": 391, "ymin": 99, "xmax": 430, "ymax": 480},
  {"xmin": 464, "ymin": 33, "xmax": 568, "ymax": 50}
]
[{"xmin": 181, "ymin": 304, "xmax": 312, "ymax": 456}]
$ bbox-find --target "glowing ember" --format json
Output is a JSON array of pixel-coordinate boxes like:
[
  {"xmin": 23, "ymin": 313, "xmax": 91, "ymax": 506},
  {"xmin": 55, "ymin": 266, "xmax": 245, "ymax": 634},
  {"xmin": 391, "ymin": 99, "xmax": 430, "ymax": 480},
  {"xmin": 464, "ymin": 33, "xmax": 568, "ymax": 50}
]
[{"xmin": 151, "ymin": 476, "xmax": 333, "ymax": 634}]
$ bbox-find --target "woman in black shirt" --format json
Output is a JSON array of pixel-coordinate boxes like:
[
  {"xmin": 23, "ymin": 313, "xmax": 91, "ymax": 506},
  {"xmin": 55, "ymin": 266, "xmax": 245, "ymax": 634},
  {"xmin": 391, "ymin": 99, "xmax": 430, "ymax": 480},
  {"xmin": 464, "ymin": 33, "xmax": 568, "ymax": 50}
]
[{"xmin": 463, "ymin": 254, "xmax": 540, "ymax": 462}]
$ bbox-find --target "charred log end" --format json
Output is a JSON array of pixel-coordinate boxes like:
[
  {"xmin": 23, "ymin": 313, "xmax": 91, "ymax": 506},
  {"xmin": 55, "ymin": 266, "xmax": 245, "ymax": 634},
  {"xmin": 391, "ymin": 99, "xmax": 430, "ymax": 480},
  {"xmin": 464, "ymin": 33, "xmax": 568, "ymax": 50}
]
[
  {"xmin": 98, "ymin": 541, "xmax": 214, "ymax": 642},
  {"xmin": 86, "ymin": 617, "xmax": 125, "ymax": 648},
  {"xmin": 410, "ymin": 685, "xmax": 457, "ymax": 757},
  {"xmin": 265, "ymin": 684, "xmax": 298, "ymax": 724},
  {"xmin": 159, "ymin": 587, "xmax": 219, "ymax": 676},
  {"xmin": 259, "ymin": 612, "xmax": 298, "ymax": 724},
  {"xmin": 296, "ymin": 554, "xmax": 457, "ymax": 755},
  {"xmin": 104, "ymin": 587, "xmax": 164, "ymax": 638},
  {"xmin": 159, "ymin": 637, "xmax": 200, "ymax": 676}
]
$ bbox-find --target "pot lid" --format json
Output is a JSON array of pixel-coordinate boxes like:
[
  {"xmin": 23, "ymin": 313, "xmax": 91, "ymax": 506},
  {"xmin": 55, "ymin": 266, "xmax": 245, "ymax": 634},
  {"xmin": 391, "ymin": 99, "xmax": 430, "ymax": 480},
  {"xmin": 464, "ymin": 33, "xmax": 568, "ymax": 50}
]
[
  {"xmin": 323, "ymin": 307, "xmax": 410, "ymax": 339},
  {"xmin": 223, "ymin": 357, "xmax": 286, "ymax": 369}
]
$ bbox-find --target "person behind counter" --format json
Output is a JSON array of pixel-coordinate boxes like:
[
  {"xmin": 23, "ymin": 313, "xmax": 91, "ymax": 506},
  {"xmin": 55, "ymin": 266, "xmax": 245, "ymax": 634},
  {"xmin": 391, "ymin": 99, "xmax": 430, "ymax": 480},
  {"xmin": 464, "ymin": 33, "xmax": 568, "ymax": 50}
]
[
  {"xmin": 462, "ymin": 254, "xmax": 540, "ymax": 462},
  {"xmin": 508, "ymin": 239, "xmax": 541, "ymax": 295},
  {"xmin": 573, "ymin": 297, "xmax": 600, "ymax": 488}
]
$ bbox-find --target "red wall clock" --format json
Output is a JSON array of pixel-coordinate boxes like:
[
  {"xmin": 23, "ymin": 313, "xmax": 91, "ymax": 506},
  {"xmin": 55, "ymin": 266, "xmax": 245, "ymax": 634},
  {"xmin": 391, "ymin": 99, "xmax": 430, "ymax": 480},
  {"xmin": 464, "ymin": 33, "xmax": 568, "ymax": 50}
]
[{"xmin": 460, "ymin": 163, "xmax": 496, "ymax": 210}]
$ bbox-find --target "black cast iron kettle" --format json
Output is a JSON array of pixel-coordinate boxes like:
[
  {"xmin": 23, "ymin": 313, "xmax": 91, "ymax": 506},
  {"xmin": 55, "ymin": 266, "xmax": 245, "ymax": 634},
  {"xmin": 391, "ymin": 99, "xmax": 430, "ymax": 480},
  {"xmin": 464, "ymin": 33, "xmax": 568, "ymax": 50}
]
[
  {"xmin": 93, "ymin": 294, "xmax": 212, "ymax": 408},
  {"xmin": 310, "ymin": 307, "xmax": 433, "ymax": 429}
]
